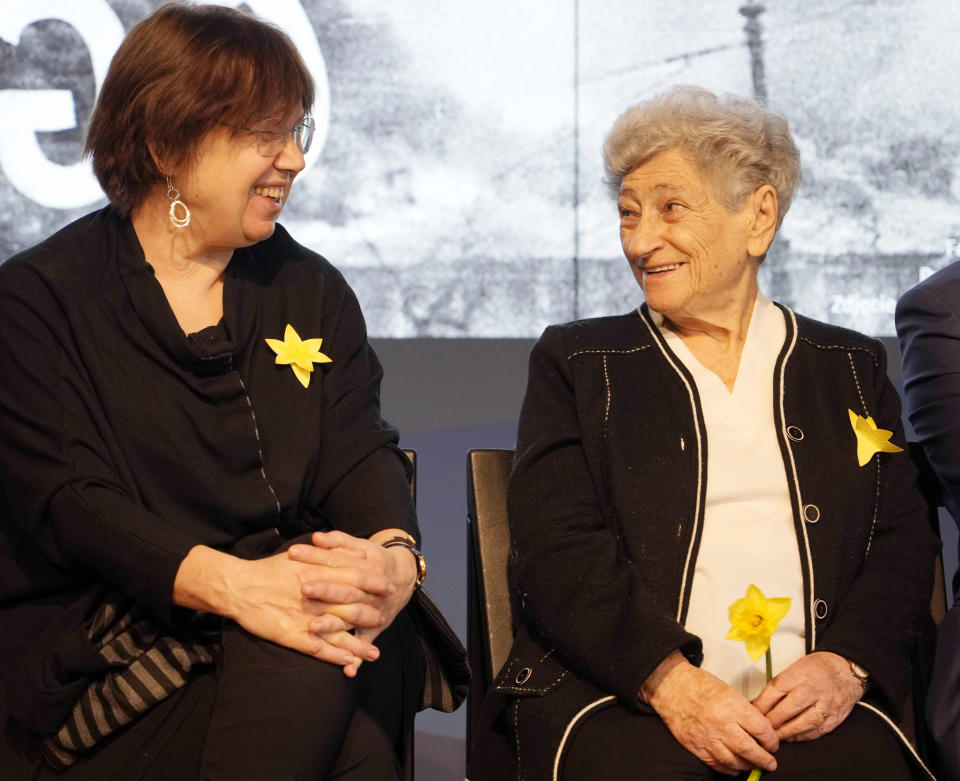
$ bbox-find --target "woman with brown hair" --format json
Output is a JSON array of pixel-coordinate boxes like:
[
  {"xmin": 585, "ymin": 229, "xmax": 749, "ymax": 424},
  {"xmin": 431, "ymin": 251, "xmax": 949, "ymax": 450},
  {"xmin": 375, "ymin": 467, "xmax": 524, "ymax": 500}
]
[{"xmin": 0, "ymin": 3, "xmax": 434, "ymax": 778}]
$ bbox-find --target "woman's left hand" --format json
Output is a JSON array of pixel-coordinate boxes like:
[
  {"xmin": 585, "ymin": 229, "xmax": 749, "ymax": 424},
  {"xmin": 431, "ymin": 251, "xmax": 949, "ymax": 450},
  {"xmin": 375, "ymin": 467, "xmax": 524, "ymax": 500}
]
[
  {"xmin": 287, "ymin": 529, "xmax": 418, "ymax": 675},
  {"xmin": 752, "ymin": 651, "xmax": 864, "ymax": 741}
]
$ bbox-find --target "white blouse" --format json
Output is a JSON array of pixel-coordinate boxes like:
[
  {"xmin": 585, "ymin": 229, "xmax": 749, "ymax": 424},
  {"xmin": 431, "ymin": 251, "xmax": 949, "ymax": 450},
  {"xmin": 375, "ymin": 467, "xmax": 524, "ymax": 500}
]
[{"xmin": 653, "ymin": 294, "xmax": 806, "ymax": 699}]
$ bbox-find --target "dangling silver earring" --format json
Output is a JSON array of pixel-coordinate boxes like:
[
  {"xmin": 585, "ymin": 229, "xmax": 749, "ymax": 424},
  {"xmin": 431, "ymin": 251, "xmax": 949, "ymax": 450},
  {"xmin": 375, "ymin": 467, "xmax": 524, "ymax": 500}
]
[{"xmin": 166, "ymin": 176, "xmax": 191, "ymax": 228}]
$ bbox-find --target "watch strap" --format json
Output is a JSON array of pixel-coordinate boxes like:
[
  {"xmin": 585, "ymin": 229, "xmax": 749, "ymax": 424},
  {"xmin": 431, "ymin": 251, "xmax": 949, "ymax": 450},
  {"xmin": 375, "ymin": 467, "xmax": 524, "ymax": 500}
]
[{"xmin": 380, "ymin": 536, "xmax": 427, "ymax": 589}]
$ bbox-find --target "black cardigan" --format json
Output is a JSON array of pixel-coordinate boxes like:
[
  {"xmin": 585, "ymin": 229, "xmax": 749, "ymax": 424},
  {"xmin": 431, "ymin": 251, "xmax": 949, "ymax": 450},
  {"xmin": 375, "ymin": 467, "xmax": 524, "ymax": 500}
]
[
  {"xmin": 483, "ymin": 304, "xmax": 937, "ymax": 776},
  {"xmin": 0, "ymin": 207, "xmax": 418, "ymax": 734}
]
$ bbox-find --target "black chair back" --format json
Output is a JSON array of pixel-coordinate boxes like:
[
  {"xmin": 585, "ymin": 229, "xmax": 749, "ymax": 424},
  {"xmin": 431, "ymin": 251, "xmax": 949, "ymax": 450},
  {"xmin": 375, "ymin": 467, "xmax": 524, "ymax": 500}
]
[{"xmin": 466, "ymin": 448, "xmax": 518, "ymax": 769}]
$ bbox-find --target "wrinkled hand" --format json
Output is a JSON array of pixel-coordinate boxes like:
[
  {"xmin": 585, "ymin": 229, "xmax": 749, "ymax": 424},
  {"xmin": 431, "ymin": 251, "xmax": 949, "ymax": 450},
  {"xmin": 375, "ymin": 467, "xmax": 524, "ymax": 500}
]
[
  {"xmin": 752, "ymin": 652, "xmax": 863, "ymax": 741},
  {"xmin": 224, "ymin": 548, "xmax": 393, "ymax": 673},
  {"xmin": 642, "ymin": 651, "xmax": 779, "ymax": 776},
  {"xmin": 287, "ymin": 530, "xmax": 418, "ymax": 676}
]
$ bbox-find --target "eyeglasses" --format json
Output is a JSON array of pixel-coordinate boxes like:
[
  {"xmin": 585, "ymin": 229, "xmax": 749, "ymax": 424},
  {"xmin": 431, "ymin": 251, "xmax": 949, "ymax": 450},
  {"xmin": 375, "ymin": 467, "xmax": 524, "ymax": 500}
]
[{"xmin": 222, "ymin": 117, "xmax": 315, "ymax": 157}]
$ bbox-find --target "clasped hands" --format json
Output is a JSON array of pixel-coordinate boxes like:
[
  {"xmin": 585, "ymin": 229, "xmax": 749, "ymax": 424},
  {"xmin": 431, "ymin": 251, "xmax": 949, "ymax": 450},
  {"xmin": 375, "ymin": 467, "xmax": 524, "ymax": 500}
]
[
  {"xmin": 225, "ymin": 530, "xmax": 418, "ymax": 677},
  {"xmin": 643, "ymin": 650, "xmax": 864, "ymax": 776}
]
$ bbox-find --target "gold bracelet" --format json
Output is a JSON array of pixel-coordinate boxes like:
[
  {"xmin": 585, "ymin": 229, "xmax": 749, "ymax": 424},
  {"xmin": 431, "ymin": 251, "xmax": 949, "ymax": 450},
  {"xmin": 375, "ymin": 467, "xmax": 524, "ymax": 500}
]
[{"xmin": 380, "ymin": 536, "xmax": 426, "ymax": 589}]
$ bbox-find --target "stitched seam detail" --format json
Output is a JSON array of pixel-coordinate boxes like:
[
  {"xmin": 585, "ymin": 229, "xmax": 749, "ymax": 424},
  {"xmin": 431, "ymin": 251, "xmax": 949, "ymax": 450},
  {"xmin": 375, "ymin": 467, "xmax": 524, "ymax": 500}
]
[
  {"xmin": 602, "ymin": 355, "xmax": 611, "ymax": 427},
  {"xmin": 498, "ymin": 655, "xmax": 568, "ymax": 694},
  {"xmin": 846, "ymin": 352, "xmax": 868, "ymax": 415},
  {"xmin": 513, "ymin": 699, "xmax": 523, "ymax": 780},
  {"xmin": 866, "ymin": 459, "xmax": 880, "ymax": 557},
  {"xmin": 567, "ymin": 345, "xmax": 650, "ymax": 359},
  {"xmin": 496, "ymin": 675, "xmax": 569, "ymax": 694},
  {"xmin": 235, "ymin": 370, "xmax": 282, "ymax": 515},
  {"xmin": 799, "ymin": 336, "xmax": 880, "ymax": 366}
]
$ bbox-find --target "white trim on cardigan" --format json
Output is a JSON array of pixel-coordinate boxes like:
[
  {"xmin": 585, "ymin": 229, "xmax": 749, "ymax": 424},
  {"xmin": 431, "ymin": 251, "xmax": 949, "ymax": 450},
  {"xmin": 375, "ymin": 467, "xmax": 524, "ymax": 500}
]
[
  {"xmin": 551, "ymin": 696, "xmax": 616, "ymax": 781},
  {"xmin": 856, "ymin": 701, "xmax": 936, "ymax": 780},
  {"xmin": 777, "ymin": 307, "xmax": 816, "ymax": 651},
  {"xmin": 637, "ymin": 309, "xmax": 705, "ymax": 623}
]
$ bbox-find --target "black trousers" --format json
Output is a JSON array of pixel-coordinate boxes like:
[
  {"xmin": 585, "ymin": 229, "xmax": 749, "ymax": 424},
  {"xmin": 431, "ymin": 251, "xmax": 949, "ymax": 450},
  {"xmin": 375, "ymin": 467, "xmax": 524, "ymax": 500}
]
[
  {"xmin": 562, "ymin": 702, "xmax": 917, "ymax": 781},
  {"xmin": 2, "ymin": 612, "xmax": 422, "ymax": 781}
]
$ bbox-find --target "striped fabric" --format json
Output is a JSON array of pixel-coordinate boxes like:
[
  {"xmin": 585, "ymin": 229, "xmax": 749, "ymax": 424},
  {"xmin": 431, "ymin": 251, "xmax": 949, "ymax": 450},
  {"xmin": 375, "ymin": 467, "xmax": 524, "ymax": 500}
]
[
  {"xmin": 411, "ymin": 588, "xmax": 469, "ymax": 713},
  {"xmin": 41, "ymin": 588, "xmax": 467, "ymax": 768},
  {"xmin": 41, "ymin": 594, "xmax": 218, "ymax": 769}
]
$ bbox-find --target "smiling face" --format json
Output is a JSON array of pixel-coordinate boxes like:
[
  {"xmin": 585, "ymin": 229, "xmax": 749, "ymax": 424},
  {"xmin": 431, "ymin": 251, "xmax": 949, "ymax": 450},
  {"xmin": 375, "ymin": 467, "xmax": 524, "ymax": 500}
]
[
  {"xmin": 170, "ymin": 108, "xmax": 306, "ymax": 251},
  {"xmin": 618, "ymin": 148, "xmax": 766, "ymax": 325}
]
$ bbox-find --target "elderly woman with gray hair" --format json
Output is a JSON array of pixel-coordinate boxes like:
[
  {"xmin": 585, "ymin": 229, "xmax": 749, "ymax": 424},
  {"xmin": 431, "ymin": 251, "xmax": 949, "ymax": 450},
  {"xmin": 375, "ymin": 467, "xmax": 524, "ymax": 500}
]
[{"xmin": 474, "ymin": 86, "xmax": 937, "ymax": 780}]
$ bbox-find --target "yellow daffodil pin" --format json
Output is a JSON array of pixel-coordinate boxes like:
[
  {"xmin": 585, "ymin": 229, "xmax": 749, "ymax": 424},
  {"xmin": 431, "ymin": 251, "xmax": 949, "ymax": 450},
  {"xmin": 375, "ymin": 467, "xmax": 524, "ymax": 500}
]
[
  {"xmin": 725, "ymin": 584, "xmax": 791, "ymax": 663},
  {"xmin": 265, "ymin": 324, "xmax": 331, "ymax": 388},
  {"xmin": 848, "ymin": 409, "xmax": 902, "ymax": 467}
]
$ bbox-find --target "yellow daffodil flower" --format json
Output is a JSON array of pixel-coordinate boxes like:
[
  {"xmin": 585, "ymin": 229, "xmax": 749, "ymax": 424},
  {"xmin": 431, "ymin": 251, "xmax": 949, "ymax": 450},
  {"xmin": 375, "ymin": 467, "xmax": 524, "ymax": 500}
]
[
  {"xmin": 848, "ymin": 409, "xmax": 902, "ymax": 467},
  {"xmin": 265, "ymin": 324, "xmax": 331, "ymax": 388},
  {"xmin": 725, "ymin": 584, "xmax": 791, "ymax": 662}
]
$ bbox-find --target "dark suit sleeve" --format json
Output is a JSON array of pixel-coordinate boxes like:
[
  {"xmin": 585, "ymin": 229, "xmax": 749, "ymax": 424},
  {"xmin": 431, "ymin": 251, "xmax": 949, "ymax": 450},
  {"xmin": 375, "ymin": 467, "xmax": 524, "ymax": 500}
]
[
  {"xmin": 897, "ymin": 281, "xmax": 960, "ymax": 528},
  {"xmin": 508, "ymin": 326, "xmax": 702, "ymax": 705}
]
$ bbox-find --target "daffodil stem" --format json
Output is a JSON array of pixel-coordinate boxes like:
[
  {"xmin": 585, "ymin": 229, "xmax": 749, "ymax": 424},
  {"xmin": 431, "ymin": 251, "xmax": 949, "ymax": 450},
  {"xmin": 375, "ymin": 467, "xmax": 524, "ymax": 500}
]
[{"xmin": 747, "ymin": 649, "xmax": 775, "ymax": 780}]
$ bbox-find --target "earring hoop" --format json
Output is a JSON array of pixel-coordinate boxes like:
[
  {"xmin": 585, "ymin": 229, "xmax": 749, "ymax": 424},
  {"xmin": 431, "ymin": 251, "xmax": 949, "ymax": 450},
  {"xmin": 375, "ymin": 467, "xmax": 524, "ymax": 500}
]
[{"xmin": 165, "ymin": 176, "xmax": 191, "ymax": 228}]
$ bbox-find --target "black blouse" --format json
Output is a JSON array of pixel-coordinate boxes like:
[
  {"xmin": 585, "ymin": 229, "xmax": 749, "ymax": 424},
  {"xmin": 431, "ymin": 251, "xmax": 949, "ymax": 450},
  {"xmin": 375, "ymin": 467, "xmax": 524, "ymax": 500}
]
[{"xmin": 0, "ymin": 206, "xmax": 417, "ymax": 732}]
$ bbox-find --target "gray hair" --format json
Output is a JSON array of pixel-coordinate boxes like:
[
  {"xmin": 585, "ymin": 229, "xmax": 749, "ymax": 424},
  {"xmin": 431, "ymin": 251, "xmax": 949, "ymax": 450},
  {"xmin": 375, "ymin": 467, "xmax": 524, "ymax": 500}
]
[{"xmin": 602, "ymin": 85, "xmax": 801, "ymax": 229}]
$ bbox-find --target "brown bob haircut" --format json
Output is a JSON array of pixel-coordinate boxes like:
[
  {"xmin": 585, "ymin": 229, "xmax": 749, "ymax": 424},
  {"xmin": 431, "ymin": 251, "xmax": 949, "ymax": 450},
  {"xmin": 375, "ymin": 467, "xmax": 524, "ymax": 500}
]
[{"xmin": 85, "ymin": 2, "xmax": 315, "ymax": 216}]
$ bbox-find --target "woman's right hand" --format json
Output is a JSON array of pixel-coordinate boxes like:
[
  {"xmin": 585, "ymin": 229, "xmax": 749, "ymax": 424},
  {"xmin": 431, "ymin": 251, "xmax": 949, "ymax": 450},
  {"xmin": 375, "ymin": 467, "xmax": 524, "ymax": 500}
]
[
  {"xmin": 641, "ymin": 650, "xmax": 780, "ymax": 776},
  {"xmin": 173, "ymin": 544, "xmax": 392, "ymax": 672}
]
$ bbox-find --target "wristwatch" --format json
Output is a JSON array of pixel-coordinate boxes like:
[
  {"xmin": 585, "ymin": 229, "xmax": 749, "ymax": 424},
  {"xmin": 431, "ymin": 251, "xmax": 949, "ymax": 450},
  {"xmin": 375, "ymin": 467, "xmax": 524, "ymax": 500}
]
[
  {"xmin": 380, "ymin": 536, "xmax": 427, "ymax": 589},
  {"xmin": 849, "ymin": 660, "xmax": 869, "ymax": 691}
]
